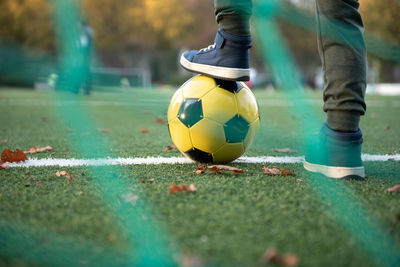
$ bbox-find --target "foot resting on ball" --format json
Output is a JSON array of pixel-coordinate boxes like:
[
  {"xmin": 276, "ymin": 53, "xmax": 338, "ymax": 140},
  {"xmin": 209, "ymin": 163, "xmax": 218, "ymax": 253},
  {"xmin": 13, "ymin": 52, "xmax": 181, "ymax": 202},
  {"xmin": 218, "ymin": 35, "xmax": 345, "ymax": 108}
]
[
  {"xmin": 303, "ymin": 123, "xmax": 365, "ymax": 180},
  {"xmin": 180, "ymin": 29, "xmax": 251, "ymax": 81}
]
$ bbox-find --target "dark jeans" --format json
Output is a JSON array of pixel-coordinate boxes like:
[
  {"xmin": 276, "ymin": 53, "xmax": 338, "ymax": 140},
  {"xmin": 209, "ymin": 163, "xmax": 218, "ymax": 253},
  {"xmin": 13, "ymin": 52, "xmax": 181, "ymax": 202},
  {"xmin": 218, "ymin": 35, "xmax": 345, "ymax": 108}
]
[{"xmin": 215, "ymin": 0, "xmax": 367, "ymax": 132}]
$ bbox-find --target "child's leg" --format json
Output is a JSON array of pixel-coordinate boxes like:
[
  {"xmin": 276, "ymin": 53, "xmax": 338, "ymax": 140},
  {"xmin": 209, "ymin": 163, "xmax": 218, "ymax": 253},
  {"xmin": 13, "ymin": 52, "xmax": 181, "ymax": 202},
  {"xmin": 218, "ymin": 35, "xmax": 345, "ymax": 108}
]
[
  {"xmin": 214, "ymin": 0, "xmax": 253, "ymax": 36},
  {"xmin": 316, "ymin": 0, "xmax": 367, "ymax": 132}
]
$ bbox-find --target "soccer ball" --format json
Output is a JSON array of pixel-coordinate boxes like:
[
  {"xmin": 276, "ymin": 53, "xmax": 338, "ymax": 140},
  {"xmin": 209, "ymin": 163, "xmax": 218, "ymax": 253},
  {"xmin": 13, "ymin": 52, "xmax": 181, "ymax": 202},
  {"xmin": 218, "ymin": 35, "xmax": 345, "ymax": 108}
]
[{"xmin": 167, "ymin": 75, "xmax": 260, "ymax": 163}]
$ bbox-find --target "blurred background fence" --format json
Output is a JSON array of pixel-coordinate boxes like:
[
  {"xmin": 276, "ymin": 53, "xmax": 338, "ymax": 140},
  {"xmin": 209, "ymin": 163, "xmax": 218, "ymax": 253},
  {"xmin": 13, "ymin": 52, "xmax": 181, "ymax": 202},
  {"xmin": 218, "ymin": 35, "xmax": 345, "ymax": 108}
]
[{"xmin": 0, "ymin": 0, "xmax": 399, "ymax": 90}]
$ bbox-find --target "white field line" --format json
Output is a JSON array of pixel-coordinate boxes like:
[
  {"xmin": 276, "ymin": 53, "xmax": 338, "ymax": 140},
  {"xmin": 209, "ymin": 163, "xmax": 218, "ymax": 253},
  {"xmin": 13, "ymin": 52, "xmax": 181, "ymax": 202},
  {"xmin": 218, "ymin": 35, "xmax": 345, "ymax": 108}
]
[
  {"xmin": 3, "ymin": 154, "xmax": 400, "ymax": 168},
  {"xmin": 0, "ymin": 99, "xmax": 399, "ymax": 108}
]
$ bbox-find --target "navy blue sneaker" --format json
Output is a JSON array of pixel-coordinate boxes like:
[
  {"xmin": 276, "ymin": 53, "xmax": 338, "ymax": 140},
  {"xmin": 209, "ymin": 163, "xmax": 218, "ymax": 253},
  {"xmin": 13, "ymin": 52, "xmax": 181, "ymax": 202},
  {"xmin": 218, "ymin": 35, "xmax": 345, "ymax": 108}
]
[
  {"xmin": 180, "ymin": 29, "xmax": 251, "ymax": 81},
  {"xmin": 303, "ymin": 124, "xmax": 365, "ymax": 180}
]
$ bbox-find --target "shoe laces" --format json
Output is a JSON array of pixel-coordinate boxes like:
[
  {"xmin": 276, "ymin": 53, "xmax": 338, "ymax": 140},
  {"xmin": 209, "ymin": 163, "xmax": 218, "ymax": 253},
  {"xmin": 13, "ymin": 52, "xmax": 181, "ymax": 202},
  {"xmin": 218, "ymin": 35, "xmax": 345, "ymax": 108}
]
[{"xmin": 199, "ymin": 43, "xmax": 216, "ymax": 53}]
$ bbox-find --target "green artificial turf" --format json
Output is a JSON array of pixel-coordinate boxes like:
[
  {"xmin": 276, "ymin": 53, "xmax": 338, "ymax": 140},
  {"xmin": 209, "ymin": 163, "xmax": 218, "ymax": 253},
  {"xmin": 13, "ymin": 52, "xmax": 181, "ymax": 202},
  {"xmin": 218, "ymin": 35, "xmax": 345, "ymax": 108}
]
[{"xmin": 0, "ymin": 88, "xmax": 399, "ymax": 267}]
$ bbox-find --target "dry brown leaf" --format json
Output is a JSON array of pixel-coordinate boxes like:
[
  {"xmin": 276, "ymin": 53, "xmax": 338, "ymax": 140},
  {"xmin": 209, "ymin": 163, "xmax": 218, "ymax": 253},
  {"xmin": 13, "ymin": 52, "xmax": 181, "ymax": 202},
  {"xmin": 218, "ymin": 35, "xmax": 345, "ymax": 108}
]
[
  {"xmin": 387, "ymin": 185, "xmax": 400, "ymax": 193},
  {"xmin": 261, "ymin": 248, "xmax": 299, "ymax": 267},
  {"xmin": 194, "ymin": 162, "xmax": 207, "ymax": 174},
  {"xmin": 24, "ymin": 146, "xmax": 53, "ymax": 154},
  {"xmin": 263, "ymin": 166, "xmax": 294, "ymax": 176},
  {"xmin": 273, "ymin": 148, "xmax": 297, "ymax": 153},
  {"xmin": 56, "ymin": 171, "xmax": 74, "ymax": 182},
  {"xmin": 263, "ymin": 166, "xmax": 281, "ymax": 175},
  {"xmin": 56, "ymin": 171, "xmax": 67, "ymax": 176},
  {"xmin": 384, "ymin": 125, "xmax": 390, "ymax": 131},
  {"xmin": 153, "ymin": 118, "xmax": 167, "ymax": 124},
  {"xmin": 101, "ymin": 128, "xmax": 110, "ymax": 133},
  {"xmin": 170, "ymin": 184, "xmax": 196, "ymax": 194},
  {"xmin": 181, "ymin": 251, "xmax": 207, "ymax": 267},
  {"xmin": 261, "ymin": 247, "xmax": 279, "ymax": 263},
  {"xmin": 280, "ymin": 169, "xmax": 294, "ymax": 175},
  {"xmin": 0, "ymin": 162, "xmax": 7, "ymax": 170},
  {"xmin": 208, "ymin": 165, "xmax": 244, "ymax": 174},
  {"xmin": 188, "ymin": 184, "xmax": 197, "ymax": 193},
  {"xmin": 282, "ymin": 254, "xmax": 299, "ymax": 267},
  {"xmin": 140, "ymin": 179, "xmax": 155, "ymax": 183},
  {"xmin": 162, "ymin": 145, "xmax": 177, "ymax": 152},
  {"xmin": 0, "ymin": 138, "xmax": 9, "ymax": 144},
  {"xmin": 140, "ymin": 128, "xmax": 150, "ymax": 133},
  {"xmin": 1, "ymin": 149, "xmax": 28, "ymax": 163}
]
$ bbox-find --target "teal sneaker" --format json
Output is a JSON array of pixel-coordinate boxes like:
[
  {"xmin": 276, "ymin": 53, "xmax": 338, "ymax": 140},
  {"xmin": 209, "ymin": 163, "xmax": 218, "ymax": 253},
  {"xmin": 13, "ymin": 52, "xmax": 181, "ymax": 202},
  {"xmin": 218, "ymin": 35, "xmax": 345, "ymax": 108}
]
[{"xmin": 303, "ymin": 124, "xmax": 365, "ymax": 180}]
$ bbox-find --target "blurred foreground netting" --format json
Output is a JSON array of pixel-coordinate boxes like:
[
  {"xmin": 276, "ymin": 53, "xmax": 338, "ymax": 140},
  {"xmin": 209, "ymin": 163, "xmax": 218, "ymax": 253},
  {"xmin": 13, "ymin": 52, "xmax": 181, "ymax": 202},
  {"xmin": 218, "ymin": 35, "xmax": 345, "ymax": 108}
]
[
  {"xmin": 0, "ymin": 0, "xmax": 400, "ymax": 266},
  {"xmin": 254, "ymin": 0, "xmax": 400, "ymax": 266}
]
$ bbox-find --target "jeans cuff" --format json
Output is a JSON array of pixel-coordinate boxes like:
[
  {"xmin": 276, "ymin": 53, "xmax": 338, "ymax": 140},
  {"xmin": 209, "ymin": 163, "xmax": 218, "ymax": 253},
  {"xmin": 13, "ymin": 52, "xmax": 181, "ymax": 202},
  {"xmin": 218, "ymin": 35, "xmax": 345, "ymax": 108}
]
[
  {"xmin": 327, "ymin": 111, "xmax": 361, "ymax": 132},
  {"xmin": 218, "ymin": 15, "xmax": 251, "ymax": 37}
]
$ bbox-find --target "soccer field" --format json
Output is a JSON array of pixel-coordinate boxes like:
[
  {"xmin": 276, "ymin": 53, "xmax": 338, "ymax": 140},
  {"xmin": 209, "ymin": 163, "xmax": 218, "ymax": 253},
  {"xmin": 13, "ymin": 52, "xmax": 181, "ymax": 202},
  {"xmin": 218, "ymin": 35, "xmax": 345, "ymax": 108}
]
[{"xmin": 0, "ymin": 88, "xmax": 400, "ymax": 266}]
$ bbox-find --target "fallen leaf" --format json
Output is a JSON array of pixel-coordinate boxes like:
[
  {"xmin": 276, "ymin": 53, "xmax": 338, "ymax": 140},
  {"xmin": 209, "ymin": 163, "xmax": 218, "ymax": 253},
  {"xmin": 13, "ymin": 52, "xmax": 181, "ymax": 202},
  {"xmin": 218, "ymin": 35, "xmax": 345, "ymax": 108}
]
[
  {"xmin": 261, "ymin": 248, "xmax": 299, "ymax": 267},
  {"xmin": 42, "ymin": 117, "xmax": 51, "ymax": 122},
  {"xmin": 387, "ymin": 185, "xmax": 400, "ymax": 193},
  {"xmin": 56, "ymin": 171, "xmax": 73, "ymax": 182},
  {"xmin": 296, "ymin": 179, "xmax": 303, "ymax": 182},
  {"xmin": 169, "ymin": 184, "xmax": 196, "ymax": 194},
  {"xmin": 273, "ymin": 148, "xmax": 297, "ymax": 153},
  {"xmin": 0, "ymin": 138, "xmax": 9, "ymax": 144},
  {"xmin": 282, "ymin": 254, "xmax": 299, "ymax": 267},
  {"xmin": 56, "ymin": 171, "xmax": 67, "ymax": 176},
  {"xmin": 29, "ymin": 176, "xmax": 35, "ymax": 181},
  {"xmin": 153, "ymin": 118, "xmax": 167, "ymax": 124},
  {"xmin": 169, "ymin": 184, "xmax": 182, "ymax": 194},
  {"xmin": 188, "ymin": 184, "xmax": 197, "ymax": 193},
  {"xmin": 162, "ymin": 145, "xmax": 177, "ymax": 152},
  {"xmin": 1, "ymin": 149, "xmax": 28, "ymax": 163},
  {"xmin": 24, "ymin": 146, "xmax": 52, "ymax": 154},
  {"xmin": 140, "ymin": 179, "xmax": 155, "ymax": 183},
  {"xmin": 26, "ymin": 170, "xmax": 30, "ymax": 174},
  {"xmin": 181, "ymin": 251, "xmax": 207, "ymax": 267},
  {"xmin": 261, "ymin": 247, "xmax": 279, "ymax": 263},
  {"xmin": 263, "ymin": 166, "xmax": 294, "ymax": 176},
  {"xmin": 263, "ymin": 166, "xmax": 281, "ymax": 175},
  {"xmin": 140, "ymin": 128, "xmax": 150, "ymax": 133},
  {"xmin": 280, "ymin": 168, "xmax": 294, "ymax": 175},
  {"xmin": 194, "ymin": 162, "xmax": 207, "ymax": 174},
  {"xmin": 101, "ymin": 128, "xmax": 110, "ymax": 133},
  {"xmin": 208, "ymin": 165, "xmax": 244, "ymax": 174},
  {"xmin": 0, "ymin": 162, "xmax": 7, "ymax": 170},
  {"xmin": 384, "ymin": 125, "xmax": 390, "ymax": 131}
]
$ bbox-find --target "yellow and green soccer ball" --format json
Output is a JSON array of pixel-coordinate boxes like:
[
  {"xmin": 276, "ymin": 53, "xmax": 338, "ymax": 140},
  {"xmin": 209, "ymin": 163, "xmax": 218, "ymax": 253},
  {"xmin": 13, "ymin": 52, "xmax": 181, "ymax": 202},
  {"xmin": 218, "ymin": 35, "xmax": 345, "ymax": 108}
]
[{"xmin": 167, "ymin": 75, "xmax": 260, "ymax": 163}]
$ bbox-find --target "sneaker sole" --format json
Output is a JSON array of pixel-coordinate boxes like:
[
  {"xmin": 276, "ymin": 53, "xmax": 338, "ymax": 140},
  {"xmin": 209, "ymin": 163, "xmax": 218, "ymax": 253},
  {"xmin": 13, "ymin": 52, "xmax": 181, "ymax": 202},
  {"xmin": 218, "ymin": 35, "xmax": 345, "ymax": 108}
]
[
  {"xmin": 303, "ymin": 160, "xmax": 365, "ymax": 180},
  {"xmin": 180, "ymin": 55, "xmax": 250, "ymax": 81}
]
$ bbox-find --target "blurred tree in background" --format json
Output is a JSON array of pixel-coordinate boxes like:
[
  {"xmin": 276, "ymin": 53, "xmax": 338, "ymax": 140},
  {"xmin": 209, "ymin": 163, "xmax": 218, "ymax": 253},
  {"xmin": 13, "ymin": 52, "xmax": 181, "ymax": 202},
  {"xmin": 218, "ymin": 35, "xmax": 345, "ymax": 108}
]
[
  {"xmin": 359, "ymin": 0, "xmax": 400, "ymax": 82},
  {"xmin": 0, "ymin": 0, "xmax": 399, "ymax": 87}
]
